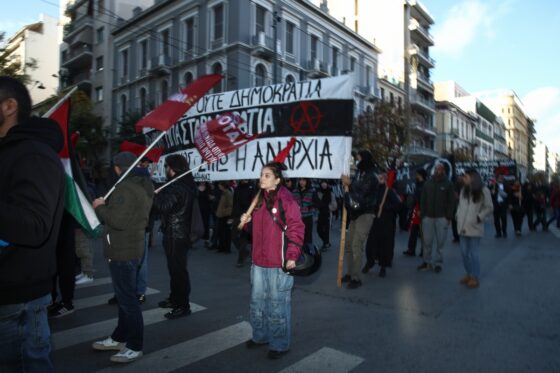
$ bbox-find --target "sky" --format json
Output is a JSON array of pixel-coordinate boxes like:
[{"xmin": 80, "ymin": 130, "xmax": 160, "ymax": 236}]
[{"xmin": 1, "ymin": 0, "xmax": 559, "ymax": 153}]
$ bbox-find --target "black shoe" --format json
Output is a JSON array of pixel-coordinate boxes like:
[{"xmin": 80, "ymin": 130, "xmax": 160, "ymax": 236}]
[
  {"xmin": 245, "ymin": 340, "xmax": 267, "ymax": 349},
  {"xmin": 361, "ymin": 263, "xmax": 373, "ymax": 274},
  {"xmin": 158, "ymin": 299, "xmax": 175, "ymax": 308},
  {"xmin": 341, "ymin": 274, "xmax": 351, "ymax": 283},
  {"xmin": 137, "ymin": 294, "xmax": 146, "ymax": 303},
  {"xmin": 403, "ymin": 250, "xmax": 415, "ymax": 257},
  {"xmin": 417, "ymin": 262, "xmax": 432, "ymax": 271},
  {"xmin": 346, "ymin": 279, "xmax": 362, "ymax": 289},
  {"xmin": 379, "ymin": 267, "xmax": 386, "ymax": 278},
  {"xmin": 108, "ymin": 296, "xmax": 118, "ymax": 305},
  {"xmin": 267, "ymin": 350, "xmax": 289, "ymax": 360},
  {"xmin": 48, "ymin": 302, "xmax": 75, "ymax": 318},
  {"xmin": 164, "ymin": 306, "xmax": 192, "ymax": 319},
  {"xmin": 434, "ymin": 265, "xmax": 442, "ymax": 273}
]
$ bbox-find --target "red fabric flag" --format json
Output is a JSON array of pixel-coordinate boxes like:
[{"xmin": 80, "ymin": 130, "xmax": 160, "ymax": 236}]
[
  {"xmin": 49, "ymin": 99, "xmax": 71, "ymax": 158},
  {"xmin": 119, "ymin": 141, "xmax": 163, "ymax": 163},
  {"xmin": 194, "ymin": 113, "xmax": 258, "ymax": 163},
  {"xmin": 135, "ymin": 74, "xmax": 223, "ymax": 133},
  {"xmin": 387, "ymin": 169, "xmax": 396, "ymax": 189},
  {"xmin": 274, "ymin": 137, "xmax": 296, "ymax": 164}
]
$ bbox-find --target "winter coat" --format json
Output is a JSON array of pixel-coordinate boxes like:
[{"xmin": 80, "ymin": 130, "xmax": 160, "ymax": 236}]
[
  {"xmin": 216, "ymin": 188, "xmax": 233, "ymax": 218},
  {"xmin": 293, "ymin": 187, "xmax": 316, "ymax": 218},
  {"xmin": 251, "ymin": 186, "xmax": 304, "ymax": 268},
  {"xmin": 0, "ymin": 117, "xmax": 65, "ymax": 305},
  {"xmin": 346, "ymin": 168, "xmax": 378, "ymax": 219},
  {"xmin": 153, "ymin": 176, "xmax": 195, "ymax": 242},
  {"xmin": 420, "ymin": 174, "xmax": 455, "ymax": 220},
  {"xmin": 551, "ymin": 187, "xmax": 560, "ymax": 209},
  {"xmin": 456, "ymin": 187, "xmax": 493, "ymax": 237},
  {"xmin": 96, "ymin": 172, "xmax": 154, "ymax": 261}
]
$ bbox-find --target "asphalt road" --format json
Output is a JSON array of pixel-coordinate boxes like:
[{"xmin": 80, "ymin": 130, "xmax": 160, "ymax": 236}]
[{"xmin": 50, "ymin": 217, "xmax": 560, "ymax": 372}]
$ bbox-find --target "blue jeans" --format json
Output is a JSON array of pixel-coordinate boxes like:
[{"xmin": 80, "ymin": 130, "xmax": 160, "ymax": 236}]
[
  {"xmin": 250, "ymin": 266, "xmax": 293, "ymax": 352},
  {"xmin": 109, "ymin": 259, "xmax": 143, "ymax": 351},
  {"xmin": 136, "ymin": 235, "xmax": 149, "ymax": 295},
  {"xmin": 0, "ymin": 293, "xmax": 53, "ymax": 372},
  {"xmin": 459, "ymin": 237, "xmax": 481, "ymax": 279}
]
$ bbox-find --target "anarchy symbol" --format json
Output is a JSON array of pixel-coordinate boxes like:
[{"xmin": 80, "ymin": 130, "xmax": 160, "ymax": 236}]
[{"xmin": 290, "ymin": 101, "xmax": 323, "ymax": 134}]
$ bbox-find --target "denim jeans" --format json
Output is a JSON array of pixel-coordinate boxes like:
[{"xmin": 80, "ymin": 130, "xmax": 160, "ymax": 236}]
[
  {"xmin": 459, "ymin": 236, "xmax": 481, "ymax": 279},
  {"xmin": 0, "ymin": 293, "xmax": 54, "ymax": 372},
  {"xmin": 109, "ymin": 259, "xmax": 143, "ymax": 351},
  {"xmin": 136, "ymin": 235, "xmax": 149, "ymax": 295},
  {"xmin": 250, "ymin": 266, "xmax": 294, "ymax": 352}
]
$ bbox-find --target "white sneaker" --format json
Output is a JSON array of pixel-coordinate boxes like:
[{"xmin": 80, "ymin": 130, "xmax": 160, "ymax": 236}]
[
  {"xmin": 75, "ymin": 272, "xmax": 85, "ymax": 280},
  {"xmin": 110, "ymin": 348, "xmax": 143, "ymax": 363},
  {"xmin": 75, "ymin": 275, "xmax": 94, "ymax": 285},
  {"xmin": 92, "ymin": 337, "xmax": 125, "ymax": 351}
]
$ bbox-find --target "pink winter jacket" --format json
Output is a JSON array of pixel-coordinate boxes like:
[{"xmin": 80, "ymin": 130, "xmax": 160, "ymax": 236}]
[{"xmin": 251, "ymin": 186, "xmax": 304, "ymax": 268}]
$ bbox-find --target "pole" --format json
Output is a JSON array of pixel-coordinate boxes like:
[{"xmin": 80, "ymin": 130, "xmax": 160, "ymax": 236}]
[
  {"xmin": 237, "ymin": 190, "xmax": 261, "ymax": 230},
  {"xmin": 336, "ymin": 185, "xmax": 349, "ymax": 288},
  {"xmin": 103, "ymin": 130, "xmax": 167, "ymax": 199},
  {"xmin": 42, "ymin": 86, "xmax": 78, "ymax": 118},
  {"xmin": 154, "ymin": 162, "xmax": 206, "ymax": 194}
]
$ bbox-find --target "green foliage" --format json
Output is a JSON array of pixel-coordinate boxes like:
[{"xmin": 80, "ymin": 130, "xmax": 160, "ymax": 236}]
[
  {"xmin": 0, "ymin": 32, "xmax": 38, "ymax": 84},
  {"xmin": 69, "ymin": 90, "xmax": 106, "ymax": 164}
]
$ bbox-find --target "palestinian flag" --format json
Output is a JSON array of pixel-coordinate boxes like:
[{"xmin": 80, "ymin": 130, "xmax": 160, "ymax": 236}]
[{"xmin": 45, "ymin": 94, "xmax": 102, "ymax": 238}]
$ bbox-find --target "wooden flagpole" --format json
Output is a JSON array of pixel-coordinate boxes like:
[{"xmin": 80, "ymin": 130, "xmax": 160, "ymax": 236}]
[{"xmin": 337, "ymin": 185, "xmax": 349, "ymax": 288}]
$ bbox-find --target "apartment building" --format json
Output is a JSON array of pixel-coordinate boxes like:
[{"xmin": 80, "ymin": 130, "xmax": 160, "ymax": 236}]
[{"xmin": 434, "ymin": 100, "xmax": 476, "ymax": 159}]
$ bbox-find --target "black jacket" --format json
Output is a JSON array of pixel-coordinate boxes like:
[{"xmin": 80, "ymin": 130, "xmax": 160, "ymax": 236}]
[
  {"xmin": 153, "ymin": 176, "xmax": 195, "ymax": 242},
  {"xmin": 347, "ymin": 168, "xmax": 378, "ymax": 219},
  {"xmin": 0, "ymin": 117, "xmax": 65, "ymax": 305}
]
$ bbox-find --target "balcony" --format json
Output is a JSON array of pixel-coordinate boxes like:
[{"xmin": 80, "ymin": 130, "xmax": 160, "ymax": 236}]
[
  {"xmin": 476, "ymin": 129, "xmax": 494, "ymax": 143},
  {"xmin": 409, "ymin": 19, "xmax": 434, "ymax": 46},
  {"xmin": 406, "ymin": 144, "xmax": 439, "ymax": 158},
  {"xmin": 409, "ymin": 0, "xmax": 434, "ymax": 24},
  {"xmin": 61, "ymin": 43, "xmax": 93, "ymax": 69},
  {"xmin": 356, "ymin": 85, "xmax": 379, "ymax": 102},
  {"xmin": 408, "ymin": 44, "xmax": 435, "ymax": 68},
  {"xmin": 62, "ymin": 71, "xmax": 92, "ymax": 94},
  {"xmin": 410, "ymin": 119, "xmax": 436, "ymax": 137},
  {"xmin": 306, "ymin": 59, "xmax": 328, "ymax": 78},
  {"xmin": 251, "ymin": 31, "xmax": 274, "ymax": 60},
  {"xmin": 63, "ymin": 16, "xmax": 93, "ymax": 45},
  {"xmin": 150, "ymin": 54, "xmax": 172, "ymax": 76},
  {"xmin": 416, "ymin": 73, "xmax": 433, "ymax": 91},
  {"xmin": 409, "ymin": 90, "xmax": 435, "ymax": 113}
]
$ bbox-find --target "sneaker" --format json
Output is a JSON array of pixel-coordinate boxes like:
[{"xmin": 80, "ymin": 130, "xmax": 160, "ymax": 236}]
[
  {"xmin": 434, "ymin": 265, "xmax": 442, "ymax": 273},
  {"xmin": 48, "ymin": 302, "xmax": 75, "ymax": 318},
  {"xmin": 417, "ymin": 262, "xmax": 432, "ymax": 271},
  {"xmin": 267, "ymin": 350, "xmax": 289, "ymax": 360},
  {"xmin": 158, "ymin": 299, "xmax": 175, "ymax": 308},
  {"xmin": 75, "ymin": 274, "xmax": 94, "ymax": 285},
  {"xmin": 75, "ymin": 272, "xmax": 85, "ymax": 280},
  {"xmin": 92, "ymin": 337, "xmax": 125, "ymax": 351},
  {"xmin": 110, "ymin": 348, "xmax": 143, "ymax": 363},
  {"xmin": 108, "ymin": 296, "xmax": 118, "ymax": 305},
  {"xmin": 137, "ymin": 294, "xmax": 146, "ymax": 304},
  {"xmin": 47, "ymin": 301, "xmax": 60, "ymax": 313},
  {"xmin": 346, "ymin": 279, "xmax": 362, "ymax": 289},
  {"xmin": 164, "ymin": 306, "xmax": 192, "ymax": 319}
]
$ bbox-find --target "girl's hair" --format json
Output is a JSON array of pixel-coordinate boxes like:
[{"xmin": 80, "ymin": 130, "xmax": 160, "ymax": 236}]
[
  {"xmin": 257, "ymin": 161, "xmax": 286, "ymax": 211},
  {"xmin": 463, "ymin": 169, "xmax": 483, "ymax": 203}
]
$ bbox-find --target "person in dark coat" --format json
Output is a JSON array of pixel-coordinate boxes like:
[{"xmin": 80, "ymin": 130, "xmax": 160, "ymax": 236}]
[
  {"xmin": 316, "ymin": 180, "xmax": 334, "ymax": 251},
  {"xmin": 197, "ymin": 182, "xmax": 212, "ymax": 243},
  {"xmin": 152, "ymin": 155, "xmax": 196, "ymax": 319},
  {"xmin": 522, "ymin": 182, "xmax": 536, "ymax": 231},
  {"xmin": 509, "ymin": 179, "xmax": 524, "ymax": 236},
  {"xmin": 403, "ymin": 168, "xmax": 427, "ymax": 257},
  {"xmin": 231, "ymin": 180, "xmax": 256, "ymax": 267},
  {"xmin": 292, "ymin": 178, "xmax": 317, "ymax": 246}
]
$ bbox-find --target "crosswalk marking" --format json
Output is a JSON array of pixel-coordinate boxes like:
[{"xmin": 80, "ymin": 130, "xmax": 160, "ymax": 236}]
[
  {"xmin": 279, "ymin": 347, "xmax": 364, "ymax": 373},
  {"xmin": 73, "ymin": 288, "xmax": 160, "ymax": 310},
  {"xmin": 94, "ymin": 321, "xmax": 252, "ymax": 373},
  {"xmin": 76, "ymin": 276, "xmax": 112, "ymax": 289},
  {"xmin": 550, "ymin": 224, "xmax": 560, "ymax": 239},
  {"xmin": 52, "ymin": 303, "xmax": 206, "ymax": 351}
]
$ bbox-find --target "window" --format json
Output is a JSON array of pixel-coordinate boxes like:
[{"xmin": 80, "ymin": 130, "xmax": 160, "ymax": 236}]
[
  {"xmin": 184, "ymin": 72, "xmax": 194, "ymax": 86},
  {"xmin": 255, "ymin": 64, "xmax": 266, "ymax": 86},
  {"xmin": 310, "ymin": 35, "xmax": 319, "ymax": 61},
  {"xmin": 161, "ymin": 29, "xmax": 170, "ymax": 57},
  {"xmin": 95, "ymin": 56, "xmax": 103, "ymax": 71},
  {"xmin": 397, "ymin": 96, "xmax": 402, "ymax": 110},
  {"xmin": 285, "ymin": 21, "xmax": 295, "ymax": 54},
  {"xmin": 139, "ymin": 39, "xmax": 148, "ymax": 69},
  {"xmin": 97, "ymin": 0, "xmax": 105, "ymax": 15},
  {"xmin": 120, "ymin": 49, "xmax": 128, "ymax": 78},
  {"xmin": 212, "ymin": 63, "xmax": 223, "ymax": 92},
  {"xmin": 285, "ymin": 74, "xmax": 295, "ymax": 84},
  {"xmin": 139, "ymin": 88, "xmax": 147, "ymax": 115},
  {"xmin": 120, "ymin": 94, "xmax": 127, "ymax": 120},
  {"xmin": 96, "ymin": 27, "xmax": 104, "ymax": 44},
  {"xmin": 332, "ymin": 47, "xmax": 339, "ymax": 75},
  {"xmin": 365, "ymin": 65, "xmax": 371, "ymax": 87},
  {"xmin": 161, "ymin": 80, "xmax": 168, "ymax": 103},
  {"xmin": 350, "ymin": 56, "xmax": 356, "ymax": 72},
  {"xmin": 256, "ymin": 5, "xmax": 266, "ymax": 35},
  {"xmin": 213, "ymin": 4, "xmax": 224, "ymax": 41},
  {"xmin": 184, "ymin": 18, "xmax": 195, "ymax": 53},
  {"xmin": 380, "ymin": 87, "xmax": 385, "ymax": 101},
  {"xmin": 95, "ymin": 87, "xmax": 103, "ymax": 102},
  {"xmin": 390, "ymin": 92, "xmax": 394, "ymax": 105}
]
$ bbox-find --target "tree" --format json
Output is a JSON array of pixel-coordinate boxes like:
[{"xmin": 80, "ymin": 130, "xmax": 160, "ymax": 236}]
[
  {"xmin": 0, "ymin": 32, "xmax": 38, "ymax": 83},
  {"xmin": 113, "ymin": 111, "xmax": 146, "ymax": 153},
  {"xmin": 352, "ymin": 101, "xmax": 407, "ymax": 166}
]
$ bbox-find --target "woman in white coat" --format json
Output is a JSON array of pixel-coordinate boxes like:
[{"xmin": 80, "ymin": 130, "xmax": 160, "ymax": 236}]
[{"xmin": 456, "ymin": 169, "xmax": 494, "ymax": 288}]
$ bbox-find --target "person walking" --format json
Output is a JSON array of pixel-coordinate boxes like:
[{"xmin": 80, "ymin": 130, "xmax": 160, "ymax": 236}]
[
  {"xmin": 418, "ymin": 162, "xmax": 455, "ymax": 273},
  {"xmin": 509, "ymin": 180, "xmax": 524, "ymax": 236},
  {"xmin": 92, "ymin": 152, "xmax": 154, "ymax": 363},
  {"xmin": 403, "ymin": 169, "xmax": 427, "ymax": 257},
  {"xmin": 292, "ymin": 178, "xmax": 316, "ymax": 246},
  {"xmin": 547, "ymin": 182, "xmax": 560, "ymax": 229},
  {"xmin": 490, "ymin": 175, "xmax": 509, "ymax": 237},
  {"xmin": 231, "ymin": 180, "xmax": 256, "ymax": 267},
  {"xmin": 0, "ymin": 76, "xmax": 66, "ymax": 371},
  {"xmin": 240, "ymin": 161, "xmax": 304, "ymax": 360},
  {"xmin": 215, "ymin": 181, "xmax": 233, "ymax": 253},
  {"xmin": 456, "ymin": 169, "xmax": 493, "ymax": 289},
  {"xmin": 316, "ymin": 180, "xmax": 335, "ymax": 251},
  {"xmin": 522, "ymin": 181, "xmax": 536, "ymax": 232}
]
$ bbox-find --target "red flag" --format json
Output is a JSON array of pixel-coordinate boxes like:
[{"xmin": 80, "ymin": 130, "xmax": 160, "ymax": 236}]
[
  {"xmin": 387, "ymin": 169, "xmax": 396, "ymax": 189},
  {"xmin": 194, "ymin": 113, "xmax": 258, "ymax": 163},
  {"xmin": 274, "ymin": 137, "xmax": 296, "ymax": 164},
  {"xmin": 135, "ymin": 74, "xmax": 223, "ymax": 132},
  {"xmin": 49, "ymin": 99, "xmax": 71, "ymax": 158},
  {"xmin": 119, "ymin": 141, "xmax": 163, "ymax": 163}
]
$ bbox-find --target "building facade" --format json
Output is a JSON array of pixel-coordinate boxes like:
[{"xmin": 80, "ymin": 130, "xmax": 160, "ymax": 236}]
[
  {"xmin": 4, "ymin": 14, "xmax": 60, "ymax": 105},
  {"xmin": 434, "ymin": 100, "xmax": 476, "ymax": 159},
  {"xmin": 110, "ymin": 0, "xmax": 380, "ymax": 139}
]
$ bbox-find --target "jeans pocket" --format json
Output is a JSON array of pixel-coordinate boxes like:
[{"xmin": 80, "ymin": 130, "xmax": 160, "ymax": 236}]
[
  {"xmin": 277, "ymin": 270, "xmax": 293, "ymax": 292},
  {"xmin": 26, "ymin": 305, "xmax": 50, "ymax": 349}
]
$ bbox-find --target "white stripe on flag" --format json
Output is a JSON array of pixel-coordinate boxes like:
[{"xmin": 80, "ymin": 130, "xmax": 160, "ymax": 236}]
[{"xmin": 279, "ymin": 347, "xmax": 365, "ymax": 373}]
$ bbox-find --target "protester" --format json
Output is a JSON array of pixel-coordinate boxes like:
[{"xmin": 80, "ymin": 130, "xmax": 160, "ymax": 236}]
[
  {"xmin": 316, "ymin": 180, "xmax": 335, "ymax": 251},
  {"xmin": 522, "ymin": 181, "xmax": 536, "ymax": 231},
  {"xmin": 509, "ymin": 179, "xmax": 524, "ymax": 236},
  {"xmin": 547, "ymin": 182, "xmax": 560, "ymax": 229},
  {"xmin": 363, "ymin": 169, "xmax": 401, "ymax": 278},
  {"xmin": 418, "ymin": 162, "xmax": 455, "ymax": 273},
  {"xmin": 197, "ymin": 182, "xmax": 212, "ymax": 244},
  {"xmin": 91, "ymin": 152, "xmax": 153, "ymax": 363},
  {"xmin": 215, "ymin": 181, "xmax": 233, "ymax": 253},
  {"xmin": 293, "ymin": 178, "xmax": 316, "ymax": 246},
  {"xmin": 341, "ymin": 150, "xmax": 378, "ymax": 289},
  {"xmin": 240, "ymin": 161, "xmax": 304, "ymax": 360},
  {"xmin": 152, "ymin": 155, "xmax": 196, "ymax": 319},
  {"xmin": 403, "ymin": 169, "xmax": 427, "ymax": 257},
  {"xmin": 490, "ymin": 174, "xmax": 509, "ymax": 238},
  {"xmin": 533, "ymin": 181, "xmax": 548, "ymax": 231},
  {"xmin": 231, "ymin": 180, "xmax": 256, "ymax": 267},
  {"xmin": 0, "ymin": 76, "xmax": 65, "ymax": 371},
  {"xmin": 456, "ymin": 169, "xmax": 493, "ymax": 288},
  {"xmin": 451, "ymin": 176, "xmax": 464, "ymax": 243}
]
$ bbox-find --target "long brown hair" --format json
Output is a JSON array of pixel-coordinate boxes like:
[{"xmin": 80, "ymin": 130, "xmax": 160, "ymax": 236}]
[
  {"xmin": 256, "ymin": 161, "xmax": 286, "ymax": 211},
  {"xmin": 463, "ymin": 169, "xmax": 483, "ymax": 203}
]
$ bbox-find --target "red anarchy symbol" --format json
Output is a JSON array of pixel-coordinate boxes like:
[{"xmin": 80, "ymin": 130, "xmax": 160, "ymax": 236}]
[{"xmin": 290, "ymin": 101, "xmax": 323, "ymax": 134}]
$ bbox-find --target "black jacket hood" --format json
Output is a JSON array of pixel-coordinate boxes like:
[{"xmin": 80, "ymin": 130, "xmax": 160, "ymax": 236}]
[{"xmin": 4, "ymin": 117, "xmax": 64, "ymax": 153}]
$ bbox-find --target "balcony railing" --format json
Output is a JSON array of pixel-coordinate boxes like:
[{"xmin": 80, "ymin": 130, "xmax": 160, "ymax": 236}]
[
  {"xmin": 409, "ymin": 90, "xmax": 435, "ymax": 111},
  {"xmin": 409, "ymin": 19, "xmax": 434, "ymax": 45},
  {"xmin": 61, "ymin": 43, "xmax": 92, "ymax": 65}
]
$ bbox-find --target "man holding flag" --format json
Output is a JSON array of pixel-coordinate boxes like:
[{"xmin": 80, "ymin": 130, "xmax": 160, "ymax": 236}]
[{"xmin": 0, "ymin": 76, "xmax": 66, "ymax": 371}]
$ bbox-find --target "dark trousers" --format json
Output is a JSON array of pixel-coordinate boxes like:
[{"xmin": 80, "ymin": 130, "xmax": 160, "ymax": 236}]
[
  {"xmin": 317, "ymin": 212, "xmax": 331, "ymax": 247},
  {"xmin": 534, "ymin": 208, "xmax": 548, "ymax": 230},
  {"xmin": 365, "ymin": 217, "xmax": 395, "ymax": 268},
  {"xmin": 493, "ymin": 203, "xmax": 508, "ymax": 236},
  {"xmin": 232, "ymin": 218, "xmax": 251, "ymax": 263},
  {"xmin": 52, "ymin": 221, "xmax": 76, "ymax": 306},
  {"xmin": 511, "ymin": 209, "xmax": 524, "ymax": 232},
  {"xmin": 452, "ymin": 218, "xmax": 460, "ymax": 241},
  {"xmin": 407, "ymin": 224, "xmax": 422, "ymax": 254},
  {"xmin": 302, "ymin": 215, "xmax": 313, "ymax": 244},
  {"xmin": 163, "ymin": 237, "xmax": 191, "ymax": 308},
  {"xmin": 216, "ymin": 217, "xmax": 231, "ymax": 252},
  {"xmin": 109, "ymin": 259, "xmax": 143, "ymax": 351},
  {"xmin": 525, "ymin": 206, "xmax": 535, "ymax": 231}
]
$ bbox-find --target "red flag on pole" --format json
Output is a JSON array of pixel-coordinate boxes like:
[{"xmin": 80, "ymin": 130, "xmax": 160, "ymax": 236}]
[
  {"xmin": 274, "ymin": 137, "xmax": 297, "ymax": 163},
  {"xmin": 135, "ymin": 74, "xmax": 223, "ymax": 133},
  {"xmin": 119, "ymin": 141, "xmax": 163, "ymax": 163},
  {"xmin": 194, "ymin": 113, "xmax": 258, "ymax": 163}
]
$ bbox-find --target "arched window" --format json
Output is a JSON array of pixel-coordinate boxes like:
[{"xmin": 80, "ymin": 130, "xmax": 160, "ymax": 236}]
[
  {"xmin": 120, "ymin": 94, "xmax": 127, "ymax": 120},
  {"xmin": 139, "ymin": 88, "xmax": 147, "ymax": 115},
  {"xmin": 184, "ymin": 72, "xmax": 193, "ymax": 86},
  {"xmin": 255, "ymin": 64, "xmax": 267, "ymax": 87},
  {"xmin": 212, "ymin": 63, "xmax": 223, "ymax": 92},
  {"xmin": 285, "ymin": 74, "xmax": 295, "ymax": 84},
  {"xmin": 161, "ymin": 80, "xmax": 168, "ymax": 103}
]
